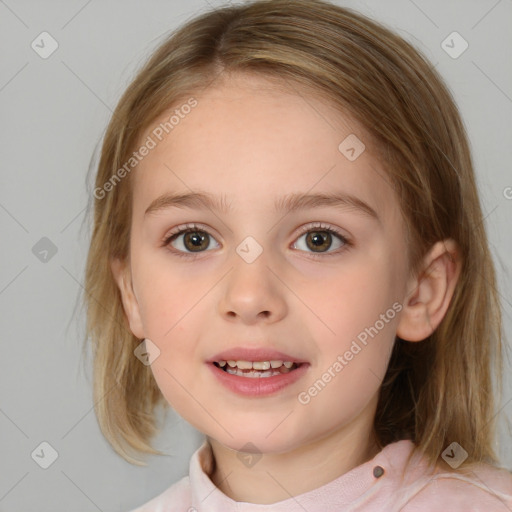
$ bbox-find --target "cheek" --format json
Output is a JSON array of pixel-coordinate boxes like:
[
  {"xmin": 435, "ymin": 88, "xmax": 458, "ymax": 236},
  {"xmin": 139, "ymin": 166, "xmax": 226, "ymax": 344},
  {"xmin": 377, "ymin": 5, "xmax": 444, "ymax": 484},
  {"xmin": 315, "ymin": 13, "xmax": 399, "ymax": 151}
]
[
  {"xmin": 134, "ymin": 253, "xmax": 200, "ymax": 337},
  {"xmin": 294, "ymin": 255, "xmax": 401, "ymax": 351},
  {"xmin": 293, "ymin": 255, "xmax": 401, "ymax": 420},
  {"xmin": 132, "ymin": 259, "xmax": 210, "ymax": 410},
  {"xmin": 139, "ymin": 284, "xmax": 198, "ymax": 363},
  {"xmin": 297, "ymin": 319, "xmax": 397, "ymax": 434},
  {"xmin": 145, "ymin": 316, "xmax": 203, "ymax": 425}
]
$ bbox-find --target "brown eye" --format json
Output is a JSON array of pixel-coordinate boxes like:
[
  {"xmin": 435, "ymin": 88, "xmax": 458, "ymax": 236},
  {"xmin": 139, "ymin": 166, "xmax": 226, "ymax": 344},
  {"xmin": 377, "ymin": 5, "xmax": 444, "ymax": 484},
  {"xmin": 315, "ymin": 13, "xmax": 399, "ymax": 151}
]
[
  {"xmin": 183, "ymin": 231, "xmax": 210, "ymax": 252},
  {"xmin": 166, "ymin": 228, "xmax": 220, "ymax": 254},
  {"xmin": 293, "ymin": 227, "xmax": 347, "ymax": 255},
  {"xmin": 305, "ymin": 231, "xmax": 332, "ymax": 252}
]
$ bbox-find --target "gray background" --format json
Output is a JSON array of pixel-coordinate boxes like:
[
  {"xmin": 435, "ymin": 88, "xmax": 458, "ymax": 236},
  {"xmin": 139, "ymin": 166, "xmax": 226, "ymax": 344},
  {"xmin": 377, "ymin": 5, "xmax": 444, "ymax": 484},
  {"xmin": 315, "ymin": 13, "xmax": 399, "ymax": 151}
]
[{"xmin": 0, "ymin": 0, "xmax": 511, "ymax": 511}]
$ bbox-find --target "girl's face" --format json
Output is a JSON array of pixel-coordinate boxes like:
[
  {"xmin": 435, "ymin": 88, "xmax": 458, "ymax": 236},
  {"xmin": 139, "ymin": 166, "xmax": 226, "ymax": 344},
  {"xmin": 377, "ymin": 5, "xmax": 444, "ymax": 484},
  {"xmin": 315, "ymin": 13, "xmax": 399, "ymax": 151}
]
[{"xmin": 115, "ymin": 73, "xmax": 412, "ymax": 455}]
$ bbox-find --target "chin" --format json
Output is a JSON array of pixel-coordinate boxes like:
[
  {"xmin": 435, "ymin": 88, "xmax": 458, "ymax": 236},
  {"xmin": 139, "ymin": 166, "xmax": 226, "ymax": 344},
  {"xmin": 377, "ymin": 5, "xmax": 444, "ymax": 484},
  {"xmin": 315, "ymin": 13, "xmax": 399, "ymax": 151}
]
[{"xmin": 206, "ymin": 422, "xmax": 309, "ymax": 455}]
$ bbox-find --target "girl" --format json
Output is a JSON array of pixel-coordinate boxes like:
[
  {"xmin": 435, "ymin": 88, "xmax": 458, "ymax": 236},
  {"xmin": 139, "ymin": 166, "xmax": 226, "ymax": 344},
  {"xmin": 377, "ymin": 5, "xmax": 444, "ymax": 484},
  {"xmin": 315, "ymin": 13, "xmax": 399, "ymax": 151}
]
[{"xmin": 83, "ymin": 0, "xmax": 512, "ymax": 509}]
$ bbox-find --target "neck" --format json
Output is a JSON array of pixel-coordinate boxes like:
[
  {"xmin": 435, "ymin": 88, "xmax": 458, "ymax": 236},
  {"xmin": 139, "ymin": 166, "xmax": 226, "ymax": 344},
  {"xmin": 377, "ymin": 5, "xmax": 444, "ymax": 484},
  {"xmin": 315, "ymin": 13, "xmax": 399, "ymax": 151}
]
[{"xmin": 207, "ymin": 405, "xmax": 380, "ymax": 504}]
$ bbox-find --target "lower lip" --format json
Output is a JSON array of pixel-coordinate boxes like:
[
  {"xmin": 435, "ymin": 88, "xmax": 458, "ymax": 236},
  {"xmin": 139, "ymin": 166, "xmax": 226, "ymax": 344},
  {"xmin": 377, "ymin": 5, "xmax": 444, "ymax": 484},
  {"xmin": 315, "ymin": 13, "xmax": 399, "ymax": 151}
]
[{"xmin": 207, "ymin": 362, "xmax": 309, "ymax": 396}]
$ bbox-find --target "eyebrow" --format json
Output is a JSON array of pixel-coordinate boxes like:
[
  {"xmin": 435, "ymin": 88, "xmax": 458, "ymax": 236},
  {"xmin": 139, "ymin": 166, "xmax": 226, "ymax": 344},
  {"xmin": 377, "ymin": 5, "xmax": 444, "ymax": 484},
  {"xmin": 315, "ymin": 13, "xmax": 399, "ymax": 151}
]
[{"xmin": 144, "ymin": 190, "xmax": 379, "ymax": 220}]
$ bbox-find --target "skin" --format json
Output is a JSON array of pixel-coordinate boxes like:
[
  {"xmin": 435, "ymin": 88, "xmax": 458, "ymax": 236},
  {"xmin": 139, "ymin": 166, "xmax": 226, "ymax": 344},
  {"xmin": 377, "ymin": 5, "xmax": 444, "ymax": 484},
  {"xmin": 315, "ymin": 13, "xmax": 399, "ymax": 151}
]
[{"xmin": 111, "ymin": 73, "xmax": 461, "ymax": 504}]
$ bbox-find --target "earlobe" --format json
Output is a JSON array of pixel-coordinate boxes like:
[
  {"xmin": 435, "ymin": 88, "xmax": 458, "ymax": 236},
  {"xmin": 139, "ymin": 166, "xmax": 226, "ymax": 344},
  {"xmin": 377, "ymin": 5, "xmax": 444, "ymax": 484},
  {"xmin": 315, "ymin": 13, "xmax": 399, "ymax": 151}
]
[
  {"xmin": 110, "ymin": 257, "xmax": 145, "ymax": 339},
  {"xmin": 396, "ymin": 239, "xmax": 461, "ymax": 342}
]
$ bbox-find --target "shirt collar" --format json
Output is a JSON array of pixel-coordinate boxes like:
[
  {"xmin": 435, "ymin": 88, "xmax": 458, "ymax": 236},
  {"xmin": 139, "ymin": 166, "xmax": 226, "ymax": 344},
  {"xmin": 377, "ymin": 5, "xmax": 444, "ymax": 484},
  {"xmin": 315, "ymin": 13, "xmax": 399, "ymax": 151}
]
[{"xmin": 188, "ymin": 437, "xmax": 427, "ymax": 511}]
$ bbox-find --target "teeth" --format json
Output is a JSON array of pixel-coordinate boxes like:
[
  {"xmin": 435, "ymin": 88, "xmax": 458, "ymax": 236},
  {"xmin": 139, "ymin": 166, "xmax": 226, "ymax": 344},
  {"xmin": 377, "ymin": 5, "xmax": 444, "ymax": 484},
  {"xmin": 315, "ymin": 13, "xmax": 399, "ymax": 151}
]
[
  {"xmin": 236, "ymin": 360, "xmax": 253, "ymax": 369},
  {"xmin": 216, "ymin": 360, "xmax": 297, "ymax": 371},
  {"xmin": 252, "ymin": 361, "xmax": 271, "ymax": 370},
  {"xmin": 225, "ymin": 367, "xmax": 279, "ymax": 378}
]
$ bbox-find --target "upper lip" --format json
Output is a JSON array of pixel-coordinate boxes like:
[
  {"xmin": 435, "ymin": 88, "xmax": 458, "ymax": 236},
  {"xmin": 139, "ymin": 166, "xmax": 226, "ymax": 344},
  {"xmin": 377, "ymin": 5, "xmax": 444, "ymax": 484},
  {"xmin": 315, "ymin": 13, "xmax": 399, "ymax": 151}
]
[{"xmin": 207, "ymin": 347, "xmax": 308, "ymax": 363}]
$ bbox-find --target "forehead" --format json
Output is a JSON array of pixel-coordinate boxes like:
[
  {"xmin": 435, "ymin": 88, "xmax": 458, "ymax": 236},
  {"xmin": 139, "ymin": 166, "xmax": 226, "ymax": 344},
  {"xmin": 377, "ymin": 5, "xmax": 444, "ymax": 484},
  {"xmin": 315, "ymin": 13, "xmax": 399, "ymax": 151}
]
[{"xmin": 131, "ymin": 73, "xmax": 397, "ymax": 221}]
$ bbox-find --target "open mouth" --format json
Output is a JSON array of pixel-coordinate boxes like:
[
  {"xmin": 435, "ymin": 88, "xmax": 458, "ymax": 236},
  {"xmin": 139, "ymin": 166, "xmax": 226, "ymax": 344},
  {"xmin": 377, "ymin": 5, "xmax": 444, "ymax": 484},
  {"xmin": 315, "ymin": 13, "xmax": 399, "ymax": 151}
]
[{"xmin": 213, "ymin": 360, "xmax": 302, "ymax": 378}]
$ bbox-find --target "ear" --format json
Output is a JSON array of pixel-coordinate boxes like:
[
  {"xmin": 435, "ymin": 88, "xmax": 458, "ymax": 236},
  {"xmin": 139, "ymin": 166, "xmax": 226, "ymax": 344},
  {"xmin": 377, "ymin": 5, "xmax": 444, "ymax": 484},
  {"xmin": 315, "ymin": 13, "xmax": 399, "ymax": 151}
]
[
  {"xmin": 396, "ymin": 239, "xmax": 461, "ymax": 342},
  {"xmin": 110, "ymin": 257, "xmax": 145, "ymax": 339}
]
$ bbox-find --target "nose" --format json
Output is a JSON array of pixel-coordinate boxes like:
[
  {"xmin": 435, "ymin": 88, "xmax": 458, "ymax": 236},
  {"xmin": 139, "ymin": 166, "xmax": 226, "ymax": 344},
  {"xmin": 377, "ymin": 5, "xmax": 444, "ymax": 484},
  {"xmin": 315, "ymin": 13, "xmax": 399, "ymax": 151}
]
[{"xmin": 218, "ymin": 252, "xmax": 288, "ymax": 325}]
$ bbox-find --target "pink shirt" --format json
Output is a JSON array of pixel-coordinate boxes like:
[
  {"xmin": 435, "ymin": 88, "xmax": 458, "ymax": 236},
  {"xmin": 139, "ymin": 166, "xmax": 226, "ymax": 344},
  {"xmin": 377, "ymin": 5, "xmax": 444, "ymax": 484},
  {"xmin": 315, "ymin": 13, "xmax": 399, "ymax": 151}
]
[{"xmin": 130, "ymin": 439, "xmax": 512, "ymax": 511}]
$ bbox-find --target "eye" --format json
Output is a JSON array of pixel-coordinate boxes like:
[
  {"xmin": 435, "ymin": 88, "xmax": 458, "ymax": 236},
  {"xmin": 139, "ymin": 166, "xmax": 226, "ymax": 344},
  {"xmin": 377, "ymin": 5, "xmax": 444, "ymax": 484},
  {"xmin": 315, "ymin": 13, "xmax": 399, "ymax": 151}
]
[
  {"xmin": 292, "ymin": 223, "xmax": 349, "ymax": 255},
  {"xmin": 162, "ymin": 222, "xmax": 350, "ymax": 258},
  {"xmin": 163, "ymin": 224, "xmax": 220, "ymax": 255}
]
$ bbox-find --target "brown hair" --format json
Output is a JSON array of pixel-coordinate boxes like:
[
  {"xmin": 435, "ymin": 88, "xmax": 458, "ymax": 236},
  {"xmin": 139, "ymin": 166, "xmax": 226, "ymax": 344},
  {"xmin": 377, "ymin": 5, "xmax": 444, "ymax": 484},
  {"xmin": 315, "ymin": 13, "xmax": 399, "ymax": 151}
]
[{"xmin": 81, "ymin": 0, "xmax": 506, "ymax": 469}]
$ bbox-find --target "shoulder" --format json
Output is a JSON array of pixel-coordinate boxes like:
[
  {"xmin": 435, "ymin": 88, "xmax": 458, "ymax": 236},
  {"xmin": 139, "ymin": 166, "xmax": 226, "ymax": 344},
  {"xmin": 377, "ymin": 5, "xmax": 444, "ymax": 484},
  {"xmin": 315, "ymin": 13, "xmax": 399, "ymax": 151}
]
[
  {"xmin": 399, "ymin": 461, "xmax": 512, "ymax": 511},
  {"xmin": 127, "ymin": 475, "xmax": 192, "ymax": 512}
]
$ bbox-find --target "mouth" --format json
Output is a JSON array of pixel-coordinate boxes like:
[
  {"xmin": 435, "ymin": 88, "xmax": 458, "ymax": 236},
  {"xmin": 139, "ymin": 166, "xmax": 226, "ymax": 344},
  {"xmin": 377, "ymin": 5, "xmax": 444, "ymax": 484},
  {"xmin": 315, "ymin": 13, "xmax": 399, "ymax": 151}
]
[
  {"xmin": 212, "ymin": 359, "xmax": 303, "ymax": 378},
  {"xmin": 207, "ymin": 347, "xmax": 309, "ymax": 395}
]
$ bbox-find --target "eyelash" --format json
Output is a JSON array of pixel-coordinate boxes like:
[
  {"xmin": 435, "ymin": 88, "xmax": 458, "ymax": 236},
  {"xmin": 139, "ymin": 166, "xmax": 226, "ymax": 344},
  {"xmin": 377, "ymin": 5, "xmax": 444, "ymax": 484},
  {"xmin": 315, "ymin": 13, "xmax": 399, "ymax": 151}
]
[{"xmin": 161, "ymin": 222, "xmax": 351, "ymax": 260}]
